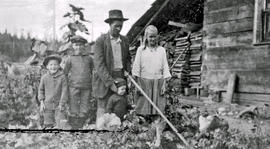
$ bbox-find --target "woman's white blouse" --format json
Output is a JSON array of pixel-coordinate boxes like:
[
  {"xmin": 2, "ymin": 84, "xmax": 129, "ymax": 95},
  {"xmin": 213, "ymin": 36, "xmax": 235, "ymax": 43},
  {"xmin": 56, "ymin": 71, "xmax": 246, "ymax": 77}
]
[{"xmin": 132, "ymin": 46, "xmax": 171, "ymax": 79}]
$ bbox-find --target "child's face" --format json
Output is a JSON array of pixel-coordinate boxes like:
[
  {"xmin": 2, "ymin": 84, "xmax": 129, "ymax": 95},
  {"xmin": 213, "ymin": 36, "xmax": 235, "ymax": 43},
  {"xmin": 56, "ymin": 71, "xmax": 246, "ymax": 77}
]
[
  {"xmin": 146, "ymin": 32, "xmax": 158, "ymax": 47},
  {"xmin": 46, "ymin": 60, "xmax": 60, "ymax": 74},
  {"xmin": 72, "ymin": 42, "xmax": 85, "ymax": 55},
  {"xmin": 117, "ymin": 85, "xmax": 126, "ymax": 96}
]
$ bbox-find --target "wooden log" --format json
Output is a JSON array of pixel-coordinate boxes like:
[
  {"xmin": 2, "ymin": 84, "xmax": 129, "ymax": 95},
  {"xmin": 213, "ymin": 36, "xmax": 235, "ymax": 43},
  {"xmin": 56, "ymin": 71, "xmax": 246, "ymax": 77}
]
[
  {"xmin": 203, "ymin": 45, "xmax": 270, "ymax": 70},
  {"xmin": 204, "ymin": 70, "xmax": 270, "ymax": 94},
  {"xmin": 204, "ymin": 31, "xmax": 253, "ymax": 48},
  {"xmin": 178, "ymin": 96, "xmax": 205, "ymax": 107},
  {"xmin": 204, "ymin": 18, "xmax": 253, "ymax": 35},
  {"xmin": 168, "ymin": 21, "xmax": 202, "ymax": 32},
  {"xmin": 204, "ymin": 5, "xmax": 254, "ymax": 25},
  {"xmin": 220, "ymin": 92, "xmax": 270, "ymax": 104},
  {"xmin": 206, "ymin": 0, "xmax": 249, "ymax": 12},
  {"xmin": 224, "ymin": 73, "xmax": 237, "ymax": 103}
]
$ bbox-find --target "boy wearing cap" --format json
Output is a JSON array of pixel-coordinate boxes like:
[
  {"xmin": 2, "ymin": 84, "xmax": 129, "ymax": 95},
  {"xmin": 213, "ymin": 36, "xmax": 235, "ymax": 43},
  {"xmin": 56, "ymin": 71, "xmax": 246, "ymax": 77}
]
[
  {"xmin": 38, "ymin": 55, "xmax": 68, "ymax": 128},
  {"xmin": 63, "ymin": 35, "xmax": 94, "ymax": 129},
  {"xmin": 105, "ymin": 78, "xmax": 129, "ymax": 121}
]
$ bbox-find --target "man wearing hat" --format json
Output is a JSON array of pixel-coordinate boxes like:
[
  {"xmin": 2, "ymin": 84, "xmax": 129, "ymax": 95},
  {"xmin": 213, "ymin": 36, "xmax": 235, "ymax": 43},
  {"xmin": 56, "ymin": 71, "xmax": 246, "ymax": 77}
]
[
  {"xmin": 93, "ymin": 9, "xmax": 131, "ymax": 119},
  {"xmin": 63, "ymin": 35, "xmax": 94, "ymax": 129}
]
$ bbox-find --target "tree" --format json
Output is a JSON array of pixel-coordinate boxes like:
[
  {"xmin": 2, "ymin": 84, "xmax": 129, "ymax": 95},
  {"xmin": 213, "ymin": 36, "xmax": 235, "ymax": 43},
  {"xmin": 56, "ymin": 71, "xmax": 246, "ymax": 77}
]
[{"xmin": 59, "ymin": 4, "xmax": 91, "ymax": 53}]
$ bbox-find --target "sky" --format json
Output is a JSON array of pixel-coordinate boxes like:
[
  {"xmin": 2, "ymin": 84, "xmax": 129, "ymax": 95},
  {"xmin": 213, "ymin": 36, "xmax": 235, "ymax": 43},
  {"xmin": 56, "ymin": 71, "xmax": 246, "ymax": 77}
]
[{"xmin": 0, "ymin": 0, "xmax": 155, "ymax": 41}]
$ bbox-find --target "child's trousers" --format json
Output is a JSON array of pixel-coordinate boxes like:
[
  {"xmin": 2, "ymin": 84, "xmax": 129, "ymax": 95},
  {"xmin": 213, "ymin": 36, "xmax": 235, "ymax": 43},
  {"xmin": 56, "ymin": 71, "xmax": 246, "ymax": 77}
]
[
  {"xmin": 69, "ymin": 87, "xmax": 91, "ymax": 117},
  {"xmin": 43, "ymin": 109, "xmax": 61, "ymax": 127}
]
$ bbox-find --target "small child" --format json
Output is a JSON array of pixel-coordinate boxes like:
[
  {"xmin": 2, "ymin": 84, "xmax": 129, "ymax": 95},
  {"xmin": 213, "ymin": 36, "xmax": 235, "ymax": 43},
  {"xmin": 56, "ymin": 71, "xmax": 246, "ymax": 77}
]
[
  {"xmin": 105, "ymin": 78, "xmax": 129, "ymax": 121},
  {"xmin": 63, "ymin": 35, "xmax": 94, "ymax": 129},
  {"xmin": 38, "ymin": 55, "xmax": 68, "ymax": 128}
]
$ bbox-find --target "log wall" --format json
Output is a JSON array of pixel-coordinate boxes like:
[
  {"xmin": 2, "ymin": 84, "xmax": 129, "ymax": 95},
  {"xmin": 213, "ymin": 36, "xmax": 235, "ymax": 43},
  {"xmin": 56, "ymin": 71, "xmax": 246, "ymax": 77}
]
[{"xmin": 202, "ymin": 0, "xmax": 270, "ymax": 104}]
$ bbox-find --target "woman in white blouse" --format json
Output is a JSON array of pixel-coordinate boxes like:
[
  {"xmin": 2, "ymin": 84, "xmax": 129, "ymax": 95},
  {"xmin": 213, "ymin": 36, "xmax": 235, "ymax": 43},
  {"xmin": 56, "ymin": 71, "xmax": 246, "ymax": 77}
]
[{"xmin": 132, "ymin": 25, "xmax": 171, "ymax": 117}]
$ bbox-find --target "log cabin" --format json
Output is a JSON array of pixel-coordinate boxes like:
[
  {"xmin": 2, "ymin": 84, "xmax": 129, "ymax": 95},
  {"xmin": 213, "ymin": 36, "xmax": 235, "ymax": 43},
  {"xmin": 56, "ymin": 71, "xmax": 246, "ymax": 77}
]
[{"xmin": 127, "ymin": 0, "xmax": 270, "ymax": 105}]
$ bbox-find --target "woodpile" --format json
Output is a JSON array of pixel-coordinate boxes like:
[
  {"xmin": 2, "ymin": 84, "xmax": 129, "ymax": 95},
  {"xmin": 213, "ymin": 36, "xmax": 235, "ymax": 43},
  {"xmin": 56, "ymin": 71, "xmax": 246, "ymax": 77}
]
[{"xmin": 163, "ymin": 30, "xmax": 203, "ymax": 94}]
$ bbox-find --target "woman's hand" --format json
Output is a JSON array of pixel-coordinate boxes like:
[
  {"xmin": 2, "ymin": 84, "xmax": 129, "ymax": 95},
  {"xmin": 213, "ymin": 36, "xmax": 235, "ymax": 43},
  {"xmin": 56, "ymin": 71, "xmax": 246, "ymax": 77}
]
[{"xmin": 161, "ymin": 81, "xmax": 166, "ymax": 95}]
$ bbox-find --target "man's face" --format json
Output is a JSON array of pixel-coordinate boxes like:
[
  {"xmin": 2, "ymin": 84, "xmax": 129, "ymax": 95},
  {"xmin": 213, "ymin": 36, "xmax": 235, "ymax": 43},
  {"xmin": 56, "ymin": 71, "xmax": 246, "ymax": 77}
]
[
  {"xmin": 46, "ymin": 59, "xmax": 60, "ymax": 74},
  {"xmin": 110, "ymin": 20, "xmax": 123, "ymax": 37},
  {"xmin": 117, "ymin": 85, "xmax": 126, "ymax": 96},
  {"xmin": 72, "ymin": 42, "xmax": 85, "ymax": 55}
]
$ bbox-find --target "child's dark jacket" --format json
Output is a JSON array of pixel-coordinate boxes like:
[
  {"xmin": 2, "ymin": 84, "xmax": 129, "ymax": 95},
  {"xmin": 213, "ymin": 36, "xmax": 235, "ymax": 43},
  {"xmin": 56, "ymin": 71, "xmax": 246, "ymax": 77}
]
[
  {"xmin": 106, "ymin": 94, "xmax": 128, "ymax": 120},
  {"xmin": 38, "ymin": 70, "xmax": 68, "ymax": 110},
  {"xmin": 63, "ymin": 54, "xmax": 94, "ymax": 89}
]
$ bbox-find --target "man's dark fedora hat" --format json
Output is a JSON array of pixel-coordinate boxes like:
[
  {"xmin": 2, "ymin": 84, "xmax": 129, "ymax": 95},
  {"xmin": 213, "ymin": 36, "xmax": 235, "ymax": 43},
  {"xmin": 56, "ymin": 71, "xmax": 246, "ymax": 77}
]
[{"xmin": 104, "ymin": 9, "xmax": 128, "ymax": 23}]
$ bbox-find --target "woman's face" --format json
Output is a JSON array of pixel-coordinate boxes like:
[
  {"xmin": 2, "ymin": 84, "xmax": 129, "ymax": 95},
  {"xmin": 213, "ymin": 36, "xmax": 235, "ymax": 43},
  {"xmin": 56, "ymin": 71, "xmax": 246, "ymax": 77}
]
[{"xmin": 146, "ymin": 32, "xmax": 158, "ymax": 47}]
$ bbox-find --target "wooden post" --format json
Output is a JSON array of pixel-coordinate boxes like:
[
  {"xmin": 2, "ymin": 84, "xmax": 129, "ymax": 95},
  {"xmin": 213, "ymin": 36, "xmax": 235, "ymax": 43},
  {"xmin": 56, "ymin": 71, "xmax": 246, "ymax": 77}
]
[{"xmin": 224, "ymin": 73, "xmax": 237, "ymax": 103}]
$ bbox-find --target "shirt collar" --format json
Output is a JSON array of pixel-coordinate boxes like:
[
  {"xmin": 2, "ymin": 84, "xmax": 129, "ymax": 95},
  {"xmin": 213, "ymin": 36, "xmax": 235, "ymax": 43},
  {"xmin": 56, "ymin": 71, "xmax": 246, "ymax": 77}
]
[{"xmin": 110, "ymin": 35, "xmax": 122, "ymax": 43}]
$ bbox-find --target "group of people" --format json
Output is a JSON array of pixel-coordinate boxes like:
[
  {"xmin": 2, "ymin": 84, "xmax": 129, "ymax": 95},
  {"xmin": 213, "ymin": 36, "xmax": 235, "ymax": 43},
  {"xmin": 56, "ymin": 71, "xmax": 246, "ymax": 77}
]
[{"xmin": 38, "ymin": 9, "xmax": 171, "ymax": 129}]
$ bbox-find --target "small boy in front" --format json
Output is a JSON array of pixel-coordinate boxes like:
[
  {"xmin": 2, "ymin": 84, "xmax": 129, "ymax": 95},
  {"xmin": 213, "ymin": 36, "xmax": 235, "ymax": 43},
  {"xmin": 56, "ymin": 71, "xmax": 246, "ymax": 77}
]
[
  {"xmin": 105, "ymin": 78, "xmax": 129, "ymax": 121},
  {"xmin": 38, "ymin": 55, "xmax": 68, "ymax": 128},
  {"xmin": 63, "ymin": 35, "xmax": 94, "ymax": 129}
]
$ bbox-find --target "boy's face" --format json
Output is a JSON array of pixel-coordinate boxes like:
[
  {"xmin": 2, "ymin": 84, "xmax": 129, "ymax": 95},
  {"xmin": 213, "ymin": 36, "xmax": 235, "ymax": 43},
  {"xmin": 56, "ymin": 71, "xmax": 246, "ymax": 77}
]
[
  {"xmin": 72, "ymin": 42, "xmax": 85, "ymax": 55},
  {"xmin": 117, "ymin": 85, "xmax": 126, "ymax": 96},
  {"xmin": 46, "ymin": 59, "xmax": 60, "ymax": 74}
]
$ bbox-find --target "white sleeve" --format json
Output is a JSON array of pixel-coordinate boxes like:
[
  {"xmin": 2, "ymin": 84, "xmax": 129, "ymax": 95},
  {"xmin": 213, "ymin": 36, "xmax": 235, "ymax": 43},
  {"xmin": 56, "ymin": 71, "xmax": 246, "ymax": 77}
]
[{"xmin": 132, "ymin": 47, "xmax": 143, "ymax": 77}]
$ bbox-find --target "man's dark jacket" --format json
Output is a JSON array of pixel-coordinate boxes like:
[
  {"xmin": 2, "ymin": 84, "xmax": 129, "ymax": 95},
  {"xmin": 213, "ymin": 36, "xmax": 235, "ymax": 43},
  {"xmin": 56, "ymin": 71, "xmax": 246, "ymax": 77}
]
[{"xmin": 92, "ymin": 32, "xmax": 131, "ymax": 98}]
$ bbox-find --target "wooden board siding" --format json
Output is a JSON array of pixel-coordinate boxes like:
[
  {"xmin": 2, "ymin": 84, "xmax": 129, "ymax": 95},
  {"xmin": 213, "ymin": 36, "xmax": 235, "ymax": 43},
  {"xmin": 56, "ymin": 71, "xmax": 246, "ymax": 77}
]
[
  {"xmin": 204, "ymin": 4, "xmax": 254, "ymax": 24},
  {"xmin": 202, "ymin": 0, "xmax": 270, "ymax": 103}
]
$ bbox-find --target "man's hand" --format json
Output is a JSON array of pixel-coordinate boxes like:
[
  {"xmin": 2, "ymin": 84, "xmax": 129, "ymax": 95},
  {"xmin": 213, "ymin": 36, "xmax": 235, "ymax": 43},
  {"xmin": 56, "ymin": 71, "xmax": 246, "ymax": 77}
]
[
  {"xmin": 40, "ymin": 101, "xmax": 45, "ymax": 113},
  {"xmin": 124, "ymin": 71, "xmax": 130, "ymax": 77},
  {"xmin": 110, "ymin": 83, "xmax": 118, "ymax": 93}
]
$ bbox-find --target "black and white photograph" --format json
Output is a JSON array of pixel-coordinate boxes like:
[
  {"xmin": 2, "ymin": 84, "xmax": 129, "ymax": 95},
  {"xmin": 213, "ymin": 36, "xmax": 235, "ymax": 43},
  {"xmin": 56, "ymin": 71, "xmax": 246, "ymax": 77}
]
[{"xmin": 0, "ymin": 0, "xmax": 270, "ymax": 148}]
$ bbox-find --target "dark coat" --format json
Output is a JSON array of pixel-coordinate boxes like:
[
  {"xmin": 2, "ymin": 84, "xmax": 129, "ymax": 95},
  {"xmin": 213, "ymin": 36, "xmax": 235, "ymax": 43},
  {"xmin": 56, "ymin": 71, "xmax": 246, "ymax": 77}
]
[
  {"xmin": 63, "ymin": 54, "xmax": 93, "ymax": 89},
  {"xmin": 106, "ymin": 94, "xmax": 128, "ymax": 121},
  {"xmin": 38, "ymin": 70, "xmax": 68, "ymax": 110},
  {"xmin": 93, "ymin": 32, "xmax": 131, "ymax": 98}
]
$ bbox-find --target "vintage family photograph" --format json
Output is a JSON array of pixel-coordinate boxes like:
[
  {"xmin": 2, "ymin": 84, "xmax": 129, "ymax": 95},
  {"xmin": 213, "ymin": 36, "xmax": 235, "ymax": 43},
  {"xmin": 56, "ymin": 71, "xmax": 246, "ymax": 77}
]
[{"xmin": 0, "ymin": 0, "xmax": 270, "ymax": 148}]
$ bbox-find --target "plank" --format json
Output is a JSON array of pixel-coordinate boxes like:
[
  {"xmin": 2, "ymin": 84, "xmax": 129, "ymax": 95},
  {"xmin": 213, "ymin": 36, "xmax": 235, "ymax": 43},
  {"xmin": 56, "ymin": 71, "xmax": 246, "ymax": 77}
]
[
  {"xmin": 178, "ymin": 96, "xmax": 205, "ymax": 106},
  {"xmin": 253, "ymin": 0, "xmax": 264, "ymax": 44},
  {"xmin": 224, "ymin": 73, "xmax": 237, "ymax": 103},
  {"xmin": 203, "ymin": 18, "xmax": 253, "ymax": 35},
  {"xmin": 203, "ymin": 45, "xmax": 270, "ymax": 70},
  {"xmin": 220, "ymin": 92, "xmax": 270, "ymax": 104},
  {"xmin": 205, "ymin": 0, "xmax": 251, "ymax": 12},
  {"xmin": 203, "ymin": 70, "xmax": 270, "ymax": 94},
  {"xmin": 204, "ymin": 5, "xmax": 254, "ymax": 25},
  {"xmin": 203, "ymin": 31, "xmax": 253, "ymax": 48}
]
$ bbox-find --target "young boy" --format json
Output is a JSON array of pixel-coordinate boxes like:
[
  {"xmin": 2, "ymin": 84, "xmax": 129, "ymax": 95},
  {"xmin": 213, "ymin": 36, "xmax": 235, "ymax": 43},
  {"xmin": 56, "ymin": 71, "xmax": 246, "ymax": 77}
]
[
  {"xmin": 38, "ymin": 55, "xmax": 68, "ymax": 128},
  {"xmin": 63, "ymin": 35, "xmax": 94, "ymax": 129},
  {"xmin": 105, "ymin": 78, "xmax": 129, "ymax": 121}
]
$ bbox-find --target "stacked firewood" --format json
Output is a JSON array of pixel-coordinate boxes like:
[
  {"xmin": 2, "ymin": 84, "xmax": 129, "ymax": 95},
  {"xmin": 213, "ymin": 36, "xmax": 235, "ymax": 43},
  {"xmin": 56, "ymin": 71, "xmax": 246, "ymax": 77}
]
[
  {"xmin": 171, "ymin": 34, "xmax": 191, "ymax": 92},
  {"xmin": 188, "ymin": 32, "xmax": 203, "ymax": 89},
  {"xmin": 165, "ymin": 31, "xmax": 203, "ymax": 94}
]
